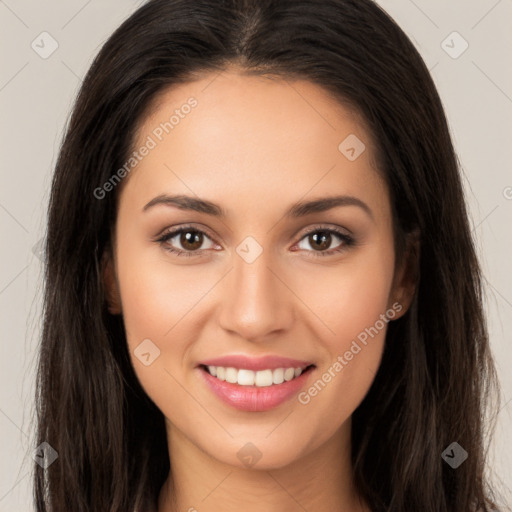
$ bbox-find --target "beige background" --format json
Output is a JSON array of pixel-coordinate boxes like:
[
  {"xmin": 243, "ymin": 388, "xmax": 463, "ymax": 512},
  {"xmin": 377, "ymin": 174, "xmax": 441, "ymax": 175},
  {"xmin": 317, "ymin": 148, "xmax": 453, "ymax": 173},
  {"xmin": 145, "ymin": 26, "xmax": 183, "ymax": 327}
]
[{"xmin": 1, "ymin": 0, "xmax": 511, "ymax": 509}]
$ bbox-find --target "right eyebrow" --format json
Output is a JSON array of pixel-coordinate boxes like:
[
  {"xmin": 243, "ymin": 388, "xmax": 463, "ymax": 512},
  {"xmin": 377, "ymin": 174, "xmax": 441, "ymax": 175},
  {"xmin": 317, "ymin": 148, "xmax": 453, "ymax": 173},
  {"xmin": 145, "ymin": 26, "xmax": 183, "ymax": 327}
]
[{"xmin": 143, "ymin": 194, "xmax": 226, "ymax": 216}]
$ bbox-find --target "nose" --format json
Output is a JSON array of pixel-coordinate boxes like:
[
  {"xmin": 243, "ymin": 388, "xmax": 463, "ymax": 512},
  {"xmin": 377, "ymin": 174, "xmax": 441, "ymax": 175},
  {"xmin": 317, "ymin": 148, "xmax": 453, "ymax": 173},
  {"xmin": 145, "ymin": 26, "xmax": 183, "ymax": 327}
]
[{"xmin": 217, "ymin": 247, "xmax": 295, "ymax": 342}]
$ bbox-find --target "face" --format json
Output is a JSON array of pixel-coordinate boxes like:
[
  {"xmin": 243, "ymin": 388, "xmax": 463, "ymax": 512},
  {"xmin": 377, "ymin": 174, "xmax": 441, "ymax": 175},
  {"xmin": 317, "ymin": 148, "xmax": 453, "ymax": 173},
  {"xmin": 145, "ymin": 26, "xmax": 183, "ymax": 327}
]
[{"xmin": 105, "ymin": 68, "xmax": 413, "ymax": 470}]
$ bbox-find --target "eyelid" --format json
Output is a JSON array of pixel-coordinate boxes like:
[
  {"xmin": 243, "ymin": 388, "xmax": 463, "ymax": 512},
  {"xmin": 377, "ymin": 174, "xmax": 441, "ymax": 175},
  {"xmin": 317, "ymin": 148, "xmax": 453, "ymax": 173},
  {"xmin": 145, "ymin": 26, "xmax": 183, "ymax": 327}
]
[
  {"xmin": 292, "ymin": 224, "xmax": 355, "ymax": 257},
  {"xmin": 297, "ymin": 223, "xmax": 352, "ymax": 239},
  {"xmin": 154, "ymin": 223, "xmax": 219, "ymax": 244},
  {"xmin": 155, "ymin": 223, "xmax": 355, "ymax": 257},
  {"xmin": 154, "ymin": 223, "xmax": 220, "ymax": 251}
]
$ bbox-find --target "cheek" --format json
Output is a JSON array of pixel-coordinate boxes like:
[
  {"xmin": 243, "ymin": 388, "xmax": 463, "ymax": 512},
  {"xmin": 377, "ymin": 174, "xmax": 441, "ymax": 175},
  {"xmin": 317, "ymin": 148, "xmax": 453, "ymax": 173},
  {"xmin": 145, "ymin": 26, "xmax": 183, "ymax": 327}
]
[
  {"xmin": 292, "ymin": 244, "xmax": 394, "ymax": 426},
  {"xmin": 114, "ymin": 227, "xmax": 245, "ymax": 417},
  {"xmin": 115, "ymin": 249, "xmax": 218, "ymax": 421},
  {"xmin": 115, "ymin": 217, "xmax": 218, "ymax": 343},
  {"xmin": 290, "ymin": 241, "xmax": 395, "ymax": 345}
]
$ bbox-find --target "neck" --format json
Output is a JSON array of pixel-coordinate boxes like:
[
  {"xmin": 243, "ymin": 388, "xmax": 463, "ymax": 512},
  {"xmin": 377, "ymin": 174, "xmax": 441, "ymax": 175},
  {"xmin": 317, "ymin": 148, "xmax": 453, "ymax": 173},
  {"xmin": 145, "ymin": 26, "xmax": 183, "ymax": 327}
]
[{"xmin": 158, "ymin": 420, "xmax": 369, "ymax": 512}]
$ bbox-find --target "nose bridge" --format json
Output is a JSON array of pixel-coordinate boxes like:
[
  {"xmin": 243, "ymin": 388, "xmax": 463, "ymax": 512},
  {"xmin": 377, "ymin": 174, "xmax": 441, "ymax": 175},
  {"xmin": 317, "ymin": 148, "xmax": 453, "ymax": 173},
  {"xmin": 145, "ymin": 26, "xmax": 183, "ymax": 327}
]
[{"xmin": 218, "ymin": 241, "xmax": 293, "ymax": 340}]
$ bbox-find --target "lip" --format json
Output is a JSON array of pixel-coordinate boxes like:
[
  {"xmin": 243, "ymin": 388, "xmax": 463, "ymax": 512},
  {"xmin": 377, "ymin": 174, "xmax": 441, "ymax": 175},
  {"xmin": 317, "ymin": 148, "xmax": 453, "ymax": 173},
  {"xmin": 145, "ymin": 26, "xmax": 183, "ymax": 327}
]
[
  {"xmin": 197, "ymin": 364, "xmax": 315, "ymax": 412},
  {"xmin": 198, "ymin": 354, "xmax": 314, "ymax": 371}
]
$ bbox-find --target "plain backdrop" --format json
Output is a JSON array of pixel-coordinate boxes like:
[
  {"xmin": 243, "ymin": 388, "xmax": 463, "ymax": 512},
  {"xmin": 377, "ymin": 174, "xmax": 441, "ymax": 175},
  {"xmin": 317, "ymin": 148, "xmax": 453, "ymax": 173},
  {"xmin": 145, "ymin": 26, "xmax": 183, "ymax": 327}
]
[{"xmin": 1, "ymin": 0, "xmax": 511, "ymax": 509}]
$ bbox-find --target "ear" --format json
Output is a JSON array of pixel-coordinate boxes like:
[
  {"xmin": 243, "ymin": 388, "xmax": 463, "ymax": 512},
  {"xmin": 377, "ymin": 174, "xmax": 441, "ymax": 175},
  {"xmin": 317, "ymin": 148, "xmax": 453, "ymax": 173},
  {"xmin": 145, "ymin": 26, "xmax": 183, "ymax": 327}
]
[
  {"xmin": 101, "ymin": 249, "xmax": 122, "ymax": 315},
  {"xmin": 387, "ymin": 229, "xmax": 419, "ymax": 320}
]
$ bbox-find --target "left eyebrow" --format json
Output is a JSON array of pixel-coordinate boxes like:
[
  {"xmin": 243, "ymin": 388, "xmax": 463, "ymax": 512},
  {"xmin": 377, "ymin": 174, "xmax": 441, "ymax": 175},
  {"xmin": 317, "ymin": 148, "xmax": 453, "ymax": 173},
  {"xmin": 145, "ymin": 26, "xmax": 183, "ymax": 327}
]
[
  {"xmin": 286, "ymin": 195, "xmax": 374, "ymax": 221},
  {"xmin": 142, "ymin": 193, "xmax": 374, "ymax": 221}
]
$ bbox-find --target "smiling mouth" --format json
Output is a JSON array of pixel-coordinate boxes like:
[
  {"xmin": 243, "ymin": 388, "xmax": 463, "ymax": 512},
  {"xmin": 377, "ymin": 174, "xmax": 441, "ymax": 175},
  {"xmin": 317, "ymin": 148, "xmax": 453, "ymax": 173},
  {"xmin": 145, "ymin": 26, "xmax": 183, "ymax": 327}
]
[{"xmin": 199, "ymin": 364, "xmax": 316, "ymax": 387}]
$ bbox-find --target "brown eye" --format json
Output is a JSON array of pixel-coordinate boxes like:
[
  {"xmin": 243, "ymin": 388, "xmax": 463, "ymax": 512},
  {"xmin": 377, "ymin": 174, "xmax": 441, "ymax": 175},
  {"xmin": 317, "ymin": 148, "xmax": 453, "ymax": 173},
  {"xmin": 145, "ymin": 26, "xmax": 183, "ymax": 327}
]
[
  {"xmin": 294, "ymin": 227, "xmax": 355, "ymax": 258},
  {"xmin": 298, "ymin": 229, "xmax": 346, "ymax": 253},
  {"xmin": 179, "ymin": 230, "xmax": 204, "ymax": 251},
  {"xmin": 157, "ymin": 227, "xmax": 216, "ymax": 256},
  {"xmin": 307, "ymin": 231, "xmax": 333, "ymax": 251}
]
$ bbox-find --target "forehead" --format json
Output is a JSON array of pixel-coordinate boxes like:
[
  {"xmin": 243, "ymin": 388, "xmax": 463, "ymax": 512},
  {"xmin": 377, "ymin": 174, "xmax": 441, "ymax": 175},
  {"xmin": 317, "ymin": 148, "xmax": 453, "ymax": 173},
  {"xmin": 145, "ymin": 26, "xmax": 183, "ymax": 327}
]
[{"xmin": 123, "ymin": 70, "xmax": 389, "ymax": 220}]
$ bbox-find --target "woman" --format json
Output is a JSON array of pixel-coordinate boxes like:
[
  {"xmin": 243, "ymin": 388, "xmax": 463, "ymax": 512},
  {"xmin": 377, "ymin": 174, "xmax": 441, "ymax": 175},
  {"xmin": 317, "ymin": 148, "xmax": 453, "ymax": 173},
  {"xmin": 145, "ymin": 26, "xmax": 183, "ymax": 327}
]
[{"xmin": 34, "ymin": 0, "xmax": 502, "ymax": 510}]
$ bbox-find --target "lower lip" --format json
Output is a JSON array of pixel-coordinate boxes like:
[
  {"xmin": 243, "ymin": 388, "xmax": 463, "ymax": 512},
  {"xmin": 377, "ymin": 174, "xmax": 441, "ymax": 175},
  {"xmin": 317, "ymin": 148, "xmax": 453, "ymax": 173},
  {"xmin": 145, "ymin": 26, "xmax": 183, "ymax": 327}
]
[{"xmin": 198, "ymin": 366, "xmax": 314, "ymax": 412}]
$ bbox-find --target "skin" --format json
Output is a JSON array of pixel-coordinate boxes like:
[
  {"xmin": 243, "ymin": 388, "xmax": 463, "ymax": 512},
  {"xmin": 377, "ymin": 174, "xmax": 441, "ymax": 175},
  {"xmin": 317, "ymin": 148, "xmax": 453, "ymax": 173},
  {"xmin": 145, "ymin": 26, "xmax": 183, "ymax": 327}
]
[{"xmin": 103, "ymin": 66, "xmax": 416, "ymax": 512}]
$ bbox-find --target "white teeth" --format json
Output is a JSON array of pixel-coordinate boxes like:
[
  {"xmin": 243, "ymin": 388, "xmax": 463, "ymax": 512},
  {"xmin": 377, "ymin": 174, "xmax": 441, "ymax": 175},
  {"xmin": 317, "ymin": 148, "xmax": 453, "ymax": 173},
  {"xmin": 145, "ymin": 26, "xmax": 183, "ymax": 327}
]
[
  {"xmin": 225, "ymin": 367, "xmax": 238, "ymax": 383},
  {"xmin": 255, "ymin": 369, "xmax": 273, "ymax": 387},
  {"xmin": 205, "ymin": 365, "xmax": 307, "ymax": 387},
  {"xmin": 272, "ymin": 368, "xmax": 284, "ymax": 385},
  {"xmin": 284, "ymin": 368, "xmax": 295, "ymax": 381},
  {"xmin": 238, "ymin": 369, "xmax": 255, "ymax": 386}
]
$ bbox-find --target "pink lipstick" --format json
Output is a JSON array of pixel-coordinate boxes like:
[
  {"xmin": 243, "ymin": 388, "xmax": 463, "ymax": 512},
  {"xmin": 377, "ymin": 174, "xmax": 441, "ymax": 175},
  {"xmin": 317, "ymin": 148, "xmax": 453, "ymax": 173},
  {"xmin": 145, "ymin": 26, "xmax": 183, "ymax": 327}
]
[{"xmin": 196, "ymin": 354, "xmax": 315, "ymax": 412}]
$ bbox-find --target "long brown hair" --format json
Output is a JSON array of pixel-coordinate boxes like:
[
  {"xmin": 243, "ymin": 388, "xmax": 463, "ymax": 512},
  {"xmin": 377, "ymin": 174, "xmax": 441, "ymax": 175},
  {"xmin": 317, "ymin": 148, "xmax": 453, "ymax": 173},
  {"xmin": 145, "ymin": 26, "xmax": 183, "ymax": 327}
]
[{"xmin": 34, "ymin": 0, "xmax": 502, "ymax": 510}]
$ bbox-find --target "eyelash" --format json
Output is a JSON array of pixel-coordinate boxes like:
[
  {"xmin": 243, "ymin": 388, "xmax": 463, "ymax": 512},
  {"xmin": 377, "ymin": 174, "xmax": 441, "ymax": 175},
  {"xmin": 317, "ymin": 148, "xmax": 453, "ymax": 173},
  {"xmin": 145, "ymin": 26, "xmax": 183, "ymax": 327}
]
[{"xmin": 155, "ymin": 224, "xmax": 355, "ymax": 259}]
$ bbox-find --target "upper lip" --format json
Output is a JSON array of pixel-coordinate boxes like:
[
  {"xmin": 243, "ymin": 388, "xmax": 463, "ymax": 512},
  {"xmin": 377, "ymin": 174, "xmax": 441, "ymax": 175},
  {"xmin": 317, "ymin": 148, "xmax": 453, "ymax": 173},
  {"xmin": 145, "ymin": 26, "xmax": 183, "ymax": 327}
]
[{"xmin": 198, "ymin": 354, "xmax": 315, "ymax": 372}]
